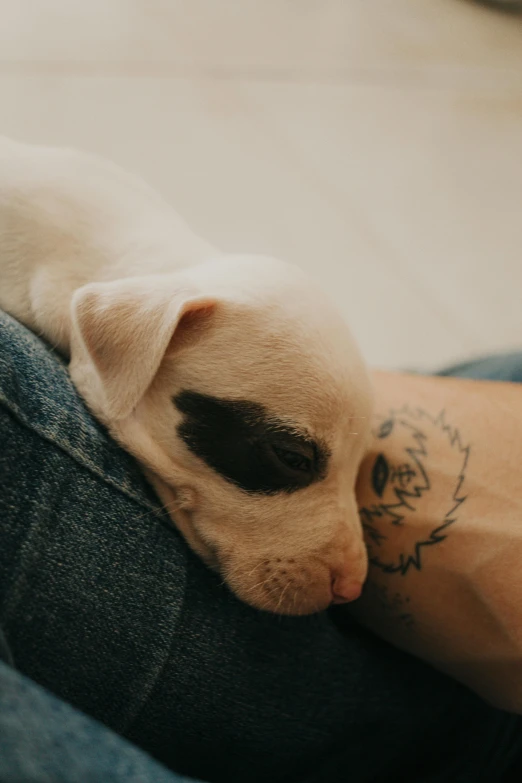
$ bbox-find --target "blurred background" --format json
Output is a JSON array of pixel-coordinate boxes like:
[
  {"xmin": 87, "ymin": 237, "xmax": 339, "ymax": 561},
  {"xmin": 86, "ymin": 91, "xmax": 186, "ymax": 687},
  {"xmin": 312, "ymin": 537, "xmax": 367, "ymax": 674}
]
[{"xmin": 1, "ymin": 0, "xmax": 521, "ymax": 371}]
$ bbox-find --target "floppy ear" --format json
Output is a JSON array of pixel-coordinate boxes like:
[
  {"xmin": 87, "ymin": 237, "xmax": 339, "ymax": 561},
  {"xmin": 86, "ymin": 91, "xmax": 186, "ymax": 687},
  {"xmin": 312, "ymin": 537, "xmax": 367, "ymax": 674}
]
[{"xmin": 70, "ymin": 275, "xmax": 215, "ymax": 420}]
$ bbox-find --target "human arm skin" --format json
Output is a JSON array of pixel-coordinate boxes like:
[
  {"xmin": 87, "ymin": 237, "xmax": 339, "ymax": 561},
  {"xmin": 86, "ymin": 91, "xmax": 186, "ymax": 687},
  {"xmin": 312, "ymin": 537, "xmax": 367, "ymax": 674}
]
[{"xmin": 350, "ymin": 370, "xmax": 522, "ymax": 713}]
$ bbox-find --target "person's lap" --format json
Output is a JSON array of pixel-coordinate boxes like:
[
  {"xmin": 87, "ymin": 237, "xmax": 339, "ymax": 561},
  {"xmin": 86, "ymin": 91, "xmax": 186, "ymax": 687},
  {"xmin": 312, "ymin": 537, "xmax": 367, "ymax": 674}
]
[
  {"xmin": 1, "ymin": 308, "xmax": 521, "ymax": 783},
  {"xmin": 0, "ymin": 658, "xmax": 197, "ymax": 783}
]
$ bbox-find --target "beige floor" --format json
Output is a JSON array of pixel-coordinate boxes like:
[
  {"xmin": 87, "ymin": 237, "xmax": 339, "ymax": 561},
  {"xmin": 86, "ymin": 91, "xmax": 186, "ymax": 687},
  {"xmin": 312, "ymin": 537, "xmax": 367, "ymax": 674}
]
[{"xmin": 1, "ymin": 0, "xmax": 521, "ymax": 370}]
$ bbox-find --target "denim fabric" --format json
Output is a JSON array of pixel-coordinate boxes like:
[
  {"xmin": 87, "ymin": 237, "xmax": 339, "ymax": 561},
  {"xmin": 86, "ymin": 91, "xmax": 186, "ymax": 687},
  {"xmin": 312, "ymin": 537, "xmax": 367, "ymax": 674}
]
[
  {"xmin": 0, "ymin": 660, "xmax": 198, "ymax": 783},
  {"xmin": 1, "ymin": 307, "xmax": 521, "ymax": 783},
  {"xmin": 0, "ymin": 626, "xmax": 13, "ymax": 666},
  {"xmin": 437, "ymin": 353, "xmax": 522, "ymax": 382}
]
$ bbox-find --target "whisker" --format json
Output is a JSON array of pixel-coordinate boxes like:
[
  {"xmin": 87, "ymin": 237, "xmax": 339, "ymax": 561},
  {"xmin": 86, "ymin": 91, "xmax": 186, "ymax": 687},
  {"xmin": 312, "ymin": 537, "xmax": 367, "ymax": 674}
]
[
  {"xmin": 273, "ymin": 579, "xmax": 292, "ymax": 614},
  {"xmin": 123, "ymin": 496, "xmax": 184, "ymax": 526},
  {"xmin": 239, "ymin": 575, "xmax": 274, "ymax": 598},
  {"xmin": 245, "ymin": 561, "xmax": 268, "ymax": 579}
]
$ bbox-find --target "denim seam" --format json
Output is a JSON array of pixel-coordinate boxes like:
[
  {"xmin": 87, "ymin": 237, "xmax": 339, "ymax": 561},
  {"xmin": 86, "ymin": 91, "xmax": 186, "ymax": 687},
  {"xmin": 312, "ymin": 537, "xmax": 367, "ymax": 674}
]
[
  {"xmin": 0, "ymin": 394, "xmax": 159, "ymax": 514},
  {"xmin": 1, "ymin": 398, "xmax": 188, "ymax": 736}
]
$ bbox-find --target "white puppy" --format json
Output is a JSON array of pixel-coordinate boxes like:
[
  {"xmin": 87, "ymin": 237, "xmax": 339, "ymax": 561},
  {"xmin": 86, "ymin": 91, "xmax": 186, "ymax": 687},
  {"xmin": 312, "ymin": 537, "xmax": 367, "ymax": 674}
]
[{"xmin": 0, "ymin": 136, "xmax": 373, "ymax": 615}]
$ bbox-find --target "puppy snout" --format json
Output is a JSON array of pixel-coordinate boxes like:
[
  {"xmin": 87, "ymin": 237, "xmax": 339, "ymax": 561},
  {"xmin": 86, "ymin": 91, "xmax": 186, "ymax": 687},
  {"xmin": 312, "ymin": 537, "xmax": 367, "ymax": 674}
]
[
  {"xmin": 329, "ymin": 534, "xmax": 369, "ymax": 604},
  {"xmin": 223, "ymin": 544, "xmax": 369, "ymax": 615},
  {"xmin": 331, "ymin": 571, "xmax": 363, "ymax": 603}
]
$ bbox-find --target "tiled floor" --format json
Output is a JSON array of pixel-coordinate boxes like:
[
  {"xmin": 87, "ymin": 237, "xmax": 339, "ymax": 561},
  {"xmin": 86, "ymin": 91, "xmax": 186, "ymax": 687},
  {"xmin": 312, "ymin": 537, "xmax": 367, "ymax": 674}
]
[{"xmin": 1, "ymin": 0, "xmax": 521, "ymax": 370}]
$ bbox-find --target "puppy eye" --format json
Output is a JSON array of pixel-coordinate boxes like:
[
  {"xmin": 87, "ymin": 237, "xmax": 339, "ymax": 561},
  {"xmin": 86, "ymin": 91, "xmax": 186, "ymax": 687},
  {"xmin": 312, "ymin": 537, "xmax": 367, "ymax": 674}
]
[{"xmin": 271, "ymin": 445, "xmax": 313, "ymax": 474}]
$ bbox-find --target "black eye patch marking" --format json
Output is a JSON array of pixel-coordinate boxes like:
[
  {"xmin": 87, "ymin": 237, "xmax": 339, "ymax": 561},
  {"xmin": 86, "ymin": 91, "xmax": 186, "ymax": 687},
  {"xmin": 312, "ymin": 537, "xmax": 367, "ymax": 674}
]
[{"xmin": 174, "ymin": 390, "xmax": 329, "ymax": 495}]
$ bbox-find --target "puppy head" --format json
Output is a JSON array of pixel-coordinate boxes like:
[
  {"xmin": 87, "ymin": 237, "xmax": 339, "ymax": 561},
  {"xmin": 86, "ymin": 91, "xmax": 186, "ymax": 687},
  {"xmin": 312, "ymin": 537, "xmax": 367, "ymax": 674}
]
[{"xmin": 70, "ymin": 255, "xmax": 373, "ymax": 615}]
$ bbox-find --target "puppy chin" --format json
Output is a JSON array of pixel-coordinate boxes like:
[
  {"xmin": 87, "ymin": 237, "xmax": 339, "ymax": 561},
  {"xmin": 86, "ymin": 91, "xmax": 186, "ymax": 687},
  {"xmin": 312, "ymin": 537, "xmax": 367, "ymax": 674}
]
[{"xmin": 225, "ymin": 567, "xmax": 334, "ymax": 616}]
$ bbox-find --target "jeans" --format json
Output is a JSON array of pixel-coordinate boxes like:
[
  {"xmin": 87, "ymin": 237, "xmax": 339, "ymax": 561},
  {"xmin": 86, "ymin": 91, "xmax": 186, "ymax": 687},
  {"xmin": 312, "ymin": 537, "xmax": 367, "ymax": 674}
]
[
  {"xmin": 1, "ymin": 307, "xmax": 521, "ymax": 783},
  {"xmin": 0, "ymin": 659, "xmax": 198, "ymax": 783}
]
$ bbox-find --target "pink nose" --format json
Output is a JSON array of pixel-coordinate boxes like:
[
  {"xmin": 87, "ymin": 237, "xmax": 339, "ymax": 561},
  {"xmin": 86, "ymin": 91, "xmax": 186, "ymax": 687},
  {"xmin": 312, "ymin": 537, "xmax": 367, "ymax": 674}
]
[{"xmin": 331, "ymin": 573, "xmax": 363, "ymax": 604}]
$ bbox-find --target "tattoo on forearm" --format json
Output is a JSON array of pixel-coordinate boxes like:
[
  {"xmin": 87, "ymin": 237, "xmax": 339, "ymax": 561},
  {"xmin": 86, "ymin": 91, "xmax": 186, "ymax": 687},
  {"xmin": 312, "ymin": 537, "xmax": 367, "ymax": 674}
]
[{"xmin": 359, "ymin": 406, "xmax": 470, "ymax": 576}]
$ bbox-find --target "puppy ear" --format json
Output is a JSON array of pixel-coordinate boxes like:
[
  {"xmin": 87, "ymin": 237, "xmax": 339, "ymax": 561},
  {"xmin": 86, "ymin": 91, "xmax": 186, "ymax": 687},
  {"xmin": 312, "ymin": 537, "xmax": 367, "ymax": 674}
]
[{"xmin": 70, "ymin": 275, "xmax": 215, "ymax": 420}]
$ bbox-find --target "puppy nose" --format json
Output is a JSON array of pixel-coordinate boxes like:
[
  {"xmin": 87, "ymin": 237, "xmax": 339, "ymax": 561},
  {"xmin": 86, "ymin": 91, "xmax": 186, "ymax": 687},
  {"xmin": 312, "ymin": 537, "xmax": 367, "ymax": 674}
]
[{"xmin": 331, "ymin": 572, "xmax": 363, "ymax": 604}]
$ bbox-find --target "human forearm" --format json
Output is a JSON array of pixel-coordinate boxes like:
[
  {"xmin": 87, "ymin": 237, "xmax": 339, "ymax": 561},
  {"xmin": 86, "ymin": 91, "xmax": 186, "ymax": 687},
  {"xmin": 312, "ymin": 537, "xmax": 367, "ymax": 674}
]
[{"xmin": 351, "ymin": 370, "xmax": 522, "ymax": 711}]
